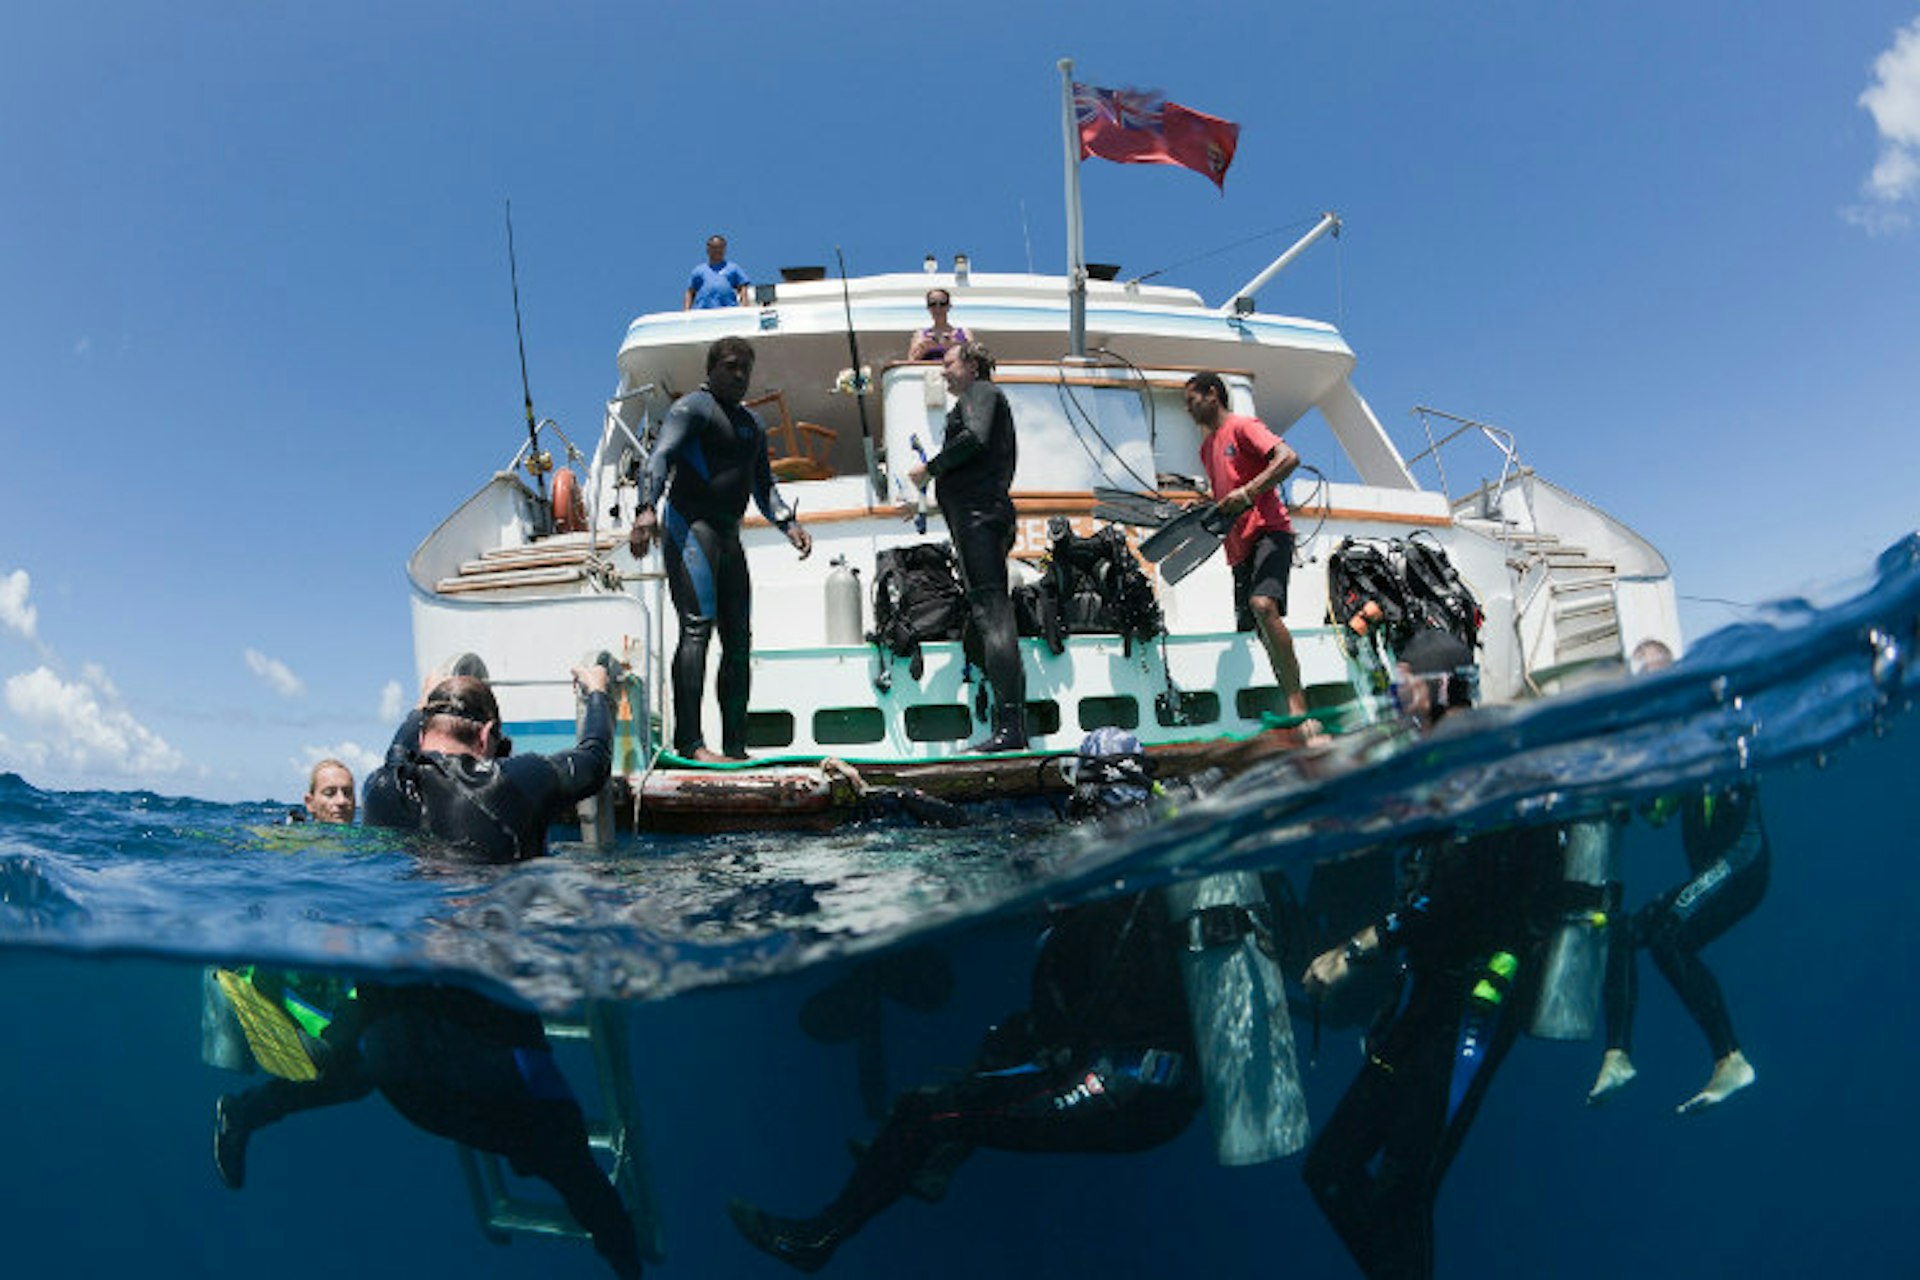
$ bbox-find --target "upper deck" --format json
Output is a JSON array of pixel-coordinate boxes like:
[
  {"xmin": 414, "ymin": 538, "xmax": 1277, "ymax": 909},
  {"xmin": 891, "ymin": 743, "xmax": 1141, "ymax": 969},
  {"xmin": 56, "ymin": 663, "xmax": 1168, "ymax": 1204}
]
[{"xmin": 612, "ymin": 269, "xmax": 1415, "ymax": 491}]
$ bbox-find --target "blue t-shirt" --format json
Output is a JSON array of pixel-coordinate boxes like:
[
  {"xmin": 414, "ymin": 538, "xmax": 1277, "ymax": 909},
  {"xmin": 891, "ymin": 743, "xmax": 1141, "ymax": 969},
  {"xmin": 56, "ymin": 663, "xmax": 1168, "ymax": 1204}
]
[{"xmin": 688, "ymin": 259, "xmax": 749, "ymax": 308}]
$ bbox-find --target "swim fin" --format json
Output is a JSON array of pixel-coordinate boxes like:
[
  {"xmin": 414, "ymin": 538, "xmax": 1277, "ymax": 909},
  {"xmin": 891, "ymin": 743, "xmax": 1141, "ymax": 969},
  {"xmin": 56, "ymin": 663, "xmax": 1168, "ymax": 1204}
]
[
  {"xmin": 214, "ymin": 969, "xmax": 320, "ymax": 1081},
  {"xmin": 1148, "ymin": 506, "xmax": 1230, "ymax": 585},
  {"xmin": 1091, "ymin": 487, "xmax": 1182, "ymax": 528},
  {"xmin": 1138, "ymin": 502, "xmax": 1221, "ymax": 561}
]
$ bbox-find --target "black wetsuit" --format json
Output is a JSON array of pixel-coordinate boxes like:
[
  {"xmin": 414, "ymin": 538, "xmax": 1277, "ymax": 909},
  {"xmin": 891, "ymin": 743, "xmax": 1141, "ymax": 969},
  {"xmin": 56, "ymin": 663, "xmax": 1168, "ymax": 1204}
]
[
  {"xmin": 224, "ymin": 984, "xmax": 643, "ymax": 1279},
  {"xmin": 926, "ymin": 379, "xmax": 1024, "ymax": 738},
  {"xmin": 360, "ymin": 691, "xmax": 612, "ymax": 862},
  {"xmin": 1302, "ymin": 824, "xmax": 1563, "ymax": 1280},
  {"xmin": 640, "ymin": 386, "xmax": 794, "ymax": 757},
  {"xmin": 220, "ymin": 699, "xmax": 642, "ymax": 1278},
  {"xmin": 1604, "ymin": 785, "xmax": 1770, "ymax": 1062},
  {"xmin": 733, "ymin": 892, "xmax": 1199, "ymax": 1270}
]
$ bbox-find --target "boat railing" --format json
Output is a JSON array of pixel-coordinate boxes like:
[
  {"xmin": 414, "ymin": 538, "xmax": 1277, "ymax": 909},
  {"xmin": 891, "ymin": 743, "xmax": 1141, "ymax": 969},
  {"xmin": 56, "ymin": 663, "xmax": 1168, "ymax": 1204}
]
[
  {"xmin": 1406, "ymin": 405, "xmax": 1525, "ymax": 522},
  {"xmin": 507, "ymin": 416, "xmax": 590, "ymax": 491}
]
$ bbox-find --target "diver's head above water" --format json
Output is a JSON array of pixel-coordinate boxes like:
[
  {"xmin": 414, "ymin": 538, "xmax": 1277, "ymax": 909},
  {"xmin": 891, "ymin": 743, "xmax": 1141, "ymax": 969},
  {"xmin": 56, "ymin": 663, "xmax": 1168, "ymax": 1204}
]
[
  {"xmin": 1394, "ymin": 628, "xmax": 1477, "ymax": 726},
  {"xmin": 303, "ymin": 758, "xmax": 356, "ymax": 824},
  {"xmin": 420, "ymin": 676, "xmax": 504, "ymax": 759}
]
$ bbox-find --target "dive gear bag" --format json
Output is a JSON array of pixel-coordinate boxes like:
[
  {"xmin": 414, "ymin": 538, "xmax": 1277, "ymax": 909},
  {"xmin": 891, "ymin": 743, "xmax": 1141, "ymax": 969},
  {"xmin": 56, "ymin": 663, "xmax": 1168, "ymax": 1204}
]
[{"xmin": 868, "ymin": 542, "xmax": 968, "ymax": 680}]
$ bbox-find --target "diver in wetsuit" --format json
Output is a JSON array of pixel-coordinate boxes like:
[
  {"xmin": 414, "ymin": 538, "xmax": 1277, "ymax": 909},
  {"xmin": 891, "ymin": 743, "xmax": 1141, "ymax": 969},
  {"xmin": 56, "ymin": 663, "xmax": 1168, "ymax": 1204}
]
[
  {"xmin": 1590, "ymin": 784, "xmax": 1770, "ymax": 1112},
  {"xmin": 1301, "ymin": 825, "xmax": 1562, "ymax": 1280},
  {"xmin": 1587, "ymin": 637, "xmax": 1769, "ymax": 1113},
  {"xmin": 215, "ymin": 665, "xmax": 646, "ymax": 1279},
  {"xmin": 730, "ymin": 743, "xmax": 1197, "ymax": 1272},
  {"xmin": 1299, "ymin": 629, "xmax": 1564, "ymax": 1280},
  {"xmin": 730, "ymin": 891, "xmax": 1199, "ymax": 1273},
  {"xmin": 359, "ymin": 665, "xmax": 612, "ymax": 861},
  {"xmin": 627, "ymin": 336, "xmax": 813, "ymax": 762},
  {"xmin": 907, "ymin": 340, "xmax": 1025, "ymax": 753}
]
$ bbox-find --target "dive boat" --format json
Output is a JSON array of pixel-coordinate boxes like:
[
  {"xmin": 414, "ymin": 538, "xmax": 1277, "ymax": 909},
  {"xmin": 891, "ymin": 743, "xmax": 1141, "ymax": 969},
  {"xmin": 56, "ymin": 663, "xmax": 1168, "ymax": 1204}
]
[{"xmin": 404, "ymin": 218, "xmax": 1681, "ymax": 834}]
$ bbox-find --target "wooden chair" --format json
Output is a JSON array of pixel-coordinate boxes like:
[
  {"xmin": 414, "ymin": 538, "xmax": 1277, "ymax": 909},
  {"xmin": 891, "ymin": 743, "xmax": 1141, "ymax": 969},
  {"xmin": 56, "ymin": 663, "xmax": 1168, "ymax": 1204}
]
[{"xmin": 746, "ymin": 390, "xmax": 837, "ymax": 481}]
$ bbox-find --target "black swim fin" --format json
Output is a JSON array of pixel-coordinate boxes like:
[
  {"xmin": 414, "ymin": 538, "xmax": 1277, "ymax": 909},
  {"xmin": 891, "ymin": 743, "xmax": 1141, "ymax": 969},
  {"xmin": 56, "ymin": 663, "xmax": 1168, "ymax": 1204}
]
[
  {"xmin": 1091, "ymin": 487, "xmax": 1182, "ymax": 528},
  {"xmin": 1144, "ymin": 505, "xmax": 1230, "ymax": 584},
  {"xmin": 1138, "ymin": 501, "xmax": 1220, "ymax": 561}
]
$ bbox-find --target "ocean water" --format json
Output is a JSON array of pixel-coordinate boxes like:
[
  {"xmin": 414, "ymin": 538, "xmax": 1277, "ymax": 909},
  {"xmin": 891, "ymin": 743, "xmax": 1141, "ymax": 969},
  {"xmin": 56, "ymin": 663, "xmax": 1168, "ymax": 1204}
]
[{"xmin": 2, "ymin": 535, "xmax": 1916, "ymax": 1279}]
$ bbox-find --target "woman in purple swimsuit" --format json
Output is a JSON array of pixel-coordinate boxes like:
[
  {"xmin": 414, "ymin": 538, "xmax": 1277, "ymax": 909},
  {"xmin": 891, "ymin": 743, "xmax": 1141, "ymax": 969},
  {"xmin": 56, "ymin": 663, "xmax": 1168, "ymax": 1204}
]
[{"xmin": 907, "ymin": 289, "xmax": 971, "ymax": 361}]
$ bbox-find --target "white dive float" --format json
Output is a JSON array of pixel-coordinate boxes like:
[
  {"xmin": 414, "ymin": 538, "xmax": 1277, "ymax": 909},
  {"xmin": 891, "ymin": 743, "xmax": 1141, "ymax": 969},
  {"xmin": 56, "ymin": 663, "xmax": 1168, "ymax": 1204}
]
[{"xmin": 405, "ymin": 227, "xmax": 1681, "ymax": 831}]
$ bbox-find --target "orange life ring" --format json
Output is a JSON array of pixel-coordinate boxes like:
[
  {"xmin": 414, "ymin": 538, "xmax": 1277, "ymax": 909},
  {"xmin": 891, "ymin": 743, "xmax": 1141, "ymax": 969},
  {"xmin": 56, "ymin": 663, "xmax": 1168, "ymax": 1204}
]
[{"xmin": 551, "ymin": 468, "xmax": 587, "ymax": 534}]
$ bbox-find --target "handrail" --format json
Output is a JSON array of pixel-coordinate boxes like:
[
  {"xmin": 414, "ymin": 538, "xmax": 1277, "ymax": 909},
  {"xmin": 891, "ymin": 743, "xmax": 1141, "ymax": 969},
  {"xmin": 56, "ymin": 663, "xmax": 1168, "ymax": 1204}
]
[
  {"xmin": 507, "ymin": 417, "xmax": 587, "ymax": 476},
  {"xmin": 1407, "ymin": 405, "xmax": 1524, "ymax": 514}
]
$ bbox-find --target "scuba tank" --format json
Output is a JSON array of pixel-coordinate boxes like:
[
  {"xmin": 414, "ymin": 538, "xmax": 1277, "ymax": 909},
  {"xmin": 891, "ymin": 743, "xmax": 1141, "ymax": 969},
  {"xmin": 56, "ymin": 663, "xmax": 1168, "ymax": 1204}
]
[
  {"xmin": 826, "ymin": 555, "xmax": 864, "ymax": 645},
  {"xmin": 577, "ymin": 650, "xmax": 619, "ymax": 850},
  {"xmin": 1527, "ymin": 819, "xmax": 1620, "ymax": 1040},
  {"xmin": 200, "ymin": 967, "xmax": 254, "ymax": 1073},
  {"xmin": 1162, "ymin": 871, "xmax": 1310, "ymax": 1165}
]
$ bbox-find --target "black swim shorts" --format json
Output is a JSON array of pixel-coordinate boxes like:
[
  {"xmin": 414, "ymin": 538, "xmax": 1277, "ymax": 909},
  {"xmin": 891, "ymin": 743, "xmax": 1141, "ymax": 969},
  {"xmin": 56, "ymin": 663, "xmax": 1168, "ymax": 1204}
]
[{"xmin": 1233, "ymin": 529, "xmax": 1296, "ymax": 631}]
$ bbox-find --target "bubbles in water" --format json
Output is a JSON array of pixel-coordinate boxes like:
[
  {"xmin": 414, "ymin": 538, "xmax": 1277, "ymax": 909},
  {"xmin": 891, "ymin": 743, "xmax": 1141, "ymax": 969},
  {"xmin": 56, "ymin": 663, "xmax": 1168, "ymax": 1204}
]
[
  {"xmin": 1868, "ymin": 627, "xmax": 1906, "ymax": 694},
  {"xmin": 1735, "ymin": 735, "xmax": 1751, "ymax": 769},
  {"xmin": 1710, "ymin": 676, "xmax": 1730, "ymax": 704}
]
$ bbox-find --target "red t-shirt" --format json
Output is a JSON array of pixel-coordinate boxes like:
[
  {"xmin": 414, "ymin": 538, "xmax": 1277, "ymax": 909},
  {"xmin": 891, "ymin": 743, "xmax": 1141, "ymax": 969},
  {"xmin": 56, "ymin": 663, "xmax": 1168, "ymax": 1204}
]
[{"xmin": 1199, "ymin": 413, "xmax": 1292, "ymax": 565}]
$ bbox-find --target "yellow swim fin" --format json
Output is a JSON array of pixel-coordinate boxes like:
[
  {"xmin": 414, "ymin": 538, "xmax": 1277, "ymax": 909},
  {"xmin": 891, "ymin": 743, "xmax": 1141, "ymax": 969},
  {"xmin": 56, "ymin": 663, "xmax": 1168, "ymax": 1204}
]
[{"xmin": 214, "ymin": 969, "xmax": 319, "ymax": 1081}]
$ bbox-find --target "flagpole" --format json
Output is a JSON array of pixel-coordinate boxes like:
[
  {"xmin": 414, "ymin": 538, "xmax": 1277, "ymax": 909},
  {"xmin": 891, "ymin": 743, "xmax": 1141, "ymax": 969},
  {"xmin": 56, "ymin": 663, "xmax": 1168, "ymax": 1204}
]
[{"xmin": 1058, "ymin": 58, "xmax": 1087, "ymax": 359}]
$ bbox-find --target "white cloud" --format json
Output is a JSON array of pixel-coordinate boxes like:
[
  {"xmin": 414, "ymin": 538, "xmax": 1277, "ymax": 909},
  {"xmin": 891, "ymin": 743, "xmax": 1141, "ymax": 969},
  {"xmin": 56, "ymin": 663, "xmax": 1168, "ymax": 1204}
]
[
  {"xmin": 73, "ymin": 336, "xmax": 93, "ymax": 358},
  {"xmin": 1847, "ymin": 16, "xmax": 1920, "ymax": 234},
  {"xmin": 378, "ymin": 679, "xmax": 405, "ymax": 722},
  {"xmin": 243, "ymin": 647, "xmax": 305, "ymax": 698},
  {"xmin": 296, "ymin": 740, "xmax": 382, "ymax": 785},
  {"xmin": 3, "ymin": 664, "xmax": 185, "ymax": 776},
  {"xmin": 0, "ymin": 731, "xmax": 49, "ymax": 771},
  {"xmin": 0, "ymin": 569, "xmax": 38, "ymax": 642}
]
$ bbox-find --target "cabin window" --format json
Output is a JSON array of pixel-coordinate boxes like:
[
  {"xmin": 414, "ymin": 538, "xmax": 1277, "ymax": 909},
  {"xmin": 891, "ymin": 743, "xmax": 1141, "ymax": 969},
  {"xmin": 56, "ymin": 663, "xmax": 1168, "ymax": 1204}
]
[
  {"xmin": 1000, "ymin": 384, "xmax": 1158, "ymax": 491},
  {"xmin": 1236, "ymin": 686, "xmax": 1287, "ymax": 720},
  {"xmin": 814, "ymin": 707, "xmax": 885, "ymax": 745},
  {"xmin": 1077, "ymin": 696, "xmax": 1140, "ymax": 731},
  {"xmin": 905, "ymin": 704, "xmax": 972, "ymax": 742},
  {"xmin": 745, "ymin": 710, "xmax": 796, "ymax": 749},
  {"xmin": 1023, "ymin": 700, "xmax": 1062, "ymax": 737},
  {"xmin": 1155, "ymin": 691, "xmax": 1220, "ymax": 727}
]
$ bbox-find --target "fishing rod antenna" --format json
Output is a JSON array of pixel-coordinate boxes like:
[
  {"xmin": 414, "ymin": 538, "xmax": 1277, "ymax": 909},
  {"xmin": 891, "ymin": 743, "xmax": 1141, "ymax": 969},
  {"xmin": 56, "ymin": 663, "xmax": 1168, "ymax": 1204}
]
[
  {"xmin": 506, "ymin": 198, "xmax": 549, "ymax": 498},
  {"xmin": 835, "ymin": 246, "xmax": 885, "ymax": 501}
]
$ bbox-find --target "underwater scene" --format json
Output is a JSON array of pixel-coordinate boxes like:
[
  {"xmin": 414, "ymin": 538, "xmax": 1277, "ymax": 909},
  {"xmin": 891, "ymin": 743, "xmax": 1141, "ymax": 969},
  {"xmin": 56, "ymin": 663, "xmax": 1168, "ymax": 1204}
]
[{"xmin": 3, "ymin": 534, "xmax": 1917, "ymax": 1279}]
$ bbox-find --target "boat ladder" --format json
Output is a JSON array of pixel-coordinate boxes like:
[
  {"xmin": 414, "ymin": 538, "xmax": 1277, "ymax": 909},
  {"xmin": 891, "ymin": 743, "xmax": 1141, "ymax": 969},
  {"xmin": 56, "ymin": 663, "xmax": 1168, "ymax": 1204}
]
[
  {"xmin": 454, "ymin": 1001, "xmax": 666, "ymax": 1265},
  {"xmin": 1467, "ymin": 522, "xmax": 1624, "ymax": 687}
]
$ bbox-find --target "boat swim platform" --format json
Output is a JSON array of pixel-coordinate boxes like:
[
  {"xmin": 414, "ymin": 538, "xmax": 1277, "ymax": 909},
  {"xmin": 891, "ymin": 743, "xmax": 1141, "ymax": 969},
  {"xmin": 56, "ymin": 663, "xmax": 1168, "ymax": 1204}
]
[{"xmin": 606, "ymin": 718, "xmax": 1329, "ymax": 836}]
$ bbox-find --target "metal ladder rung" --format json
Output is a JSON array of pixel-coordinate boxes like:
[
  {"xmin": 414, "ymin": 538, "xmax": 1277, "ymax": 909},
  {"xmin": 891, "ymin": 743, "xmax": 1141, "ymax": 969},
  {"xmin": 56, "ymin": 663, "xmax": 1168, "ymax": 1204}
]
[{"xmin": 456, "ymin": 1004, "xmax": 665, "ymax": 1264}]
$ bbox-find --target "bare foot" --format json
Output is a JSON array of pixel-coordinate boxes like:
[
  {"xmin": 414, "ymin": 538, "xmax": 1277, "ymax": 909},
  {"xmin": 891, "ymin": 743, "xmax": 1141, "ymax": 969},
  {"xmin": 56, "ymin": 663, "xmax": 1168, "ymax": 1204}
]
[
  {"xmin": 1677, "ymin": 1050, "xmax": 1755, "ymax": 1114},
  {"xmin": 1588, "ymin": 1049, "xmax": 1638, "ymax": 1105}
]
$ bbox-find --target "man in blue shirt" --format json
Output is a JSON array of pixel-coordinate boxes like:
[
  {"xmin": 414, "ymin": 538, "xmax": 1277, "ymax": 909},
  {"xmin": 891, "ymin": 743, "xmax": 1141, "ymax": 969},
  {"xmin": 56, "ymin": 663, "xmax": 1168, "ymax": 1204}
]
[{"xmin": 685, "ymin": 234, "xmax": 750, "ymax": 309}]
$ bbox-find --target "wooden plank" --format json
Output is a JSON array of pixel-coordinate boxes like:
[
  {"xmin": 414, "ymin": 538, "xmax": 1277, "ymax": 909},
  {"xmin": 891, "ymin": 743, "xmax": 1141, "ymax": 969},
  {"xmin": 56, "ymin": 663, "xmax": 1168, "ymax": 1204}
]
[{"xmin": 436, "ymin": 565, "xmax": 585, "ymax": 594}]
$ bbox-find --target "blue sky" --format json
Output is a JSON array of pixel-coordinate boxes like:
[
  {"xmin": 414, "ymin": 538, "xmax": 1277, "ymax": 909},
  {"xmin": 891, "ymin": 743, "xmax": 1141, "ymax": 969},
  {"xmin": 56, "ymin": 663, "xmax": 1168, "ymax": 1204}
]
[{"xmin": 2, "ymin": 2, "xmax": 1916, "ymax": 802}]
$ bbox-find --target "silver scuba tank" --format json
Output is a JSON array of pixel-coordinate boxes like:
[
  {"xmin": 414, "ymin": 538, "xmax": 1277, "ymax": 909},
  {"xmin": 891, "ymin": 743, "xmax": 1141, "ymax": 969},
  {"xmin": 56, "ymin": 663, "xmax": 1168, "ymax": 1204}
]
[
  {"xmin": 826, "ymin": 555, "xmax": 864, "ymax": 645},
  {"xmin": 200, "ymin": 967, "xmax": 254, "ymax": 1073},
  {"xmin": 1527, "ymin": 818, "xmax": 1620, "ymax": 1040},
  {"xmin": 576, "ymin": 650, "xmax": 619, "ymax": 849},
  {"xmin": 1162, "ymin": 871, "xmax": 1310, "ymax": 1165}
]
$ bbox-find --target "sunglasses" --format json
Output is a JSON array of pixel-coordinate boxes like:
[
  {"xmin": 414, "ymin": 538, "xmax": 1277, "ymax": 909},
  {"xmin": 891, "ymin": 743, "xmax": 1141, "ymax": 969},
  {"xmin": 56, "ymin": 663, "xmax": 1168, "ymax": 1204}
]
[{"xmin": 928, "ymin": 299, "xmax": 950, "ymax": 308}]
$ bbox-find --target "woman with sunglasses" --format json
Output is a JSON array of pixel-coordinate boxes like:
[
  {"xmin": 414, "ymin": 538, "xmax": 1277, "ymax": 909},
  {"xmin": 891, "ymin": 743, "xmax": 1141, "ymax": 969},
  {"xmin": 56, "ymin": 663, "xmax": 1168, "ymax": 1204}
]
[{"xmin": 907, "ymin": 289, "xmax": 972, "ymax": 361}]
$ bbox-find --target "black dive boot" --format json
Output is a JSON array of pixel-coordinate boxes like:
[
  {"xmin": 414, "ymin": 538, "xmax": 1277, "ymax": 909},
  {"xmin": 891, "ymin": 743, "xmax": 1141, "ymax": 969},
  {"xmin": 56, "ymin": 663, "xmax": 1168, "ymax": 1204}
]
[
  {"xmin": 213, "ymin": 1095, "xmax": 249, "ymax": 1190},
  {"xmin": 728, "ymin": 1199, "xmax": 844, "ymax": 1274},
  {"xmin": 964, "ymin": 704, "xmax": 1028, "ymax": 754}
]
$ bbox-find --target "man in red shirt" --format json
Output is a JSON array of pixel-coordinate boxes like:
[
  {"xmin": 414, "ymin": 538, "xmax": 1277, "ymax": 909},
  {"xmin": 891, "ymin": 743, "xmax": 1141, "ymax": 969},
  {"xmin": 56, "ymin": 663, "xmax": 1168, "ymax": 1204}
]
[{"xmin": 1183, "ymin": 372, "xmax": 1314, "ymax": 729}]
